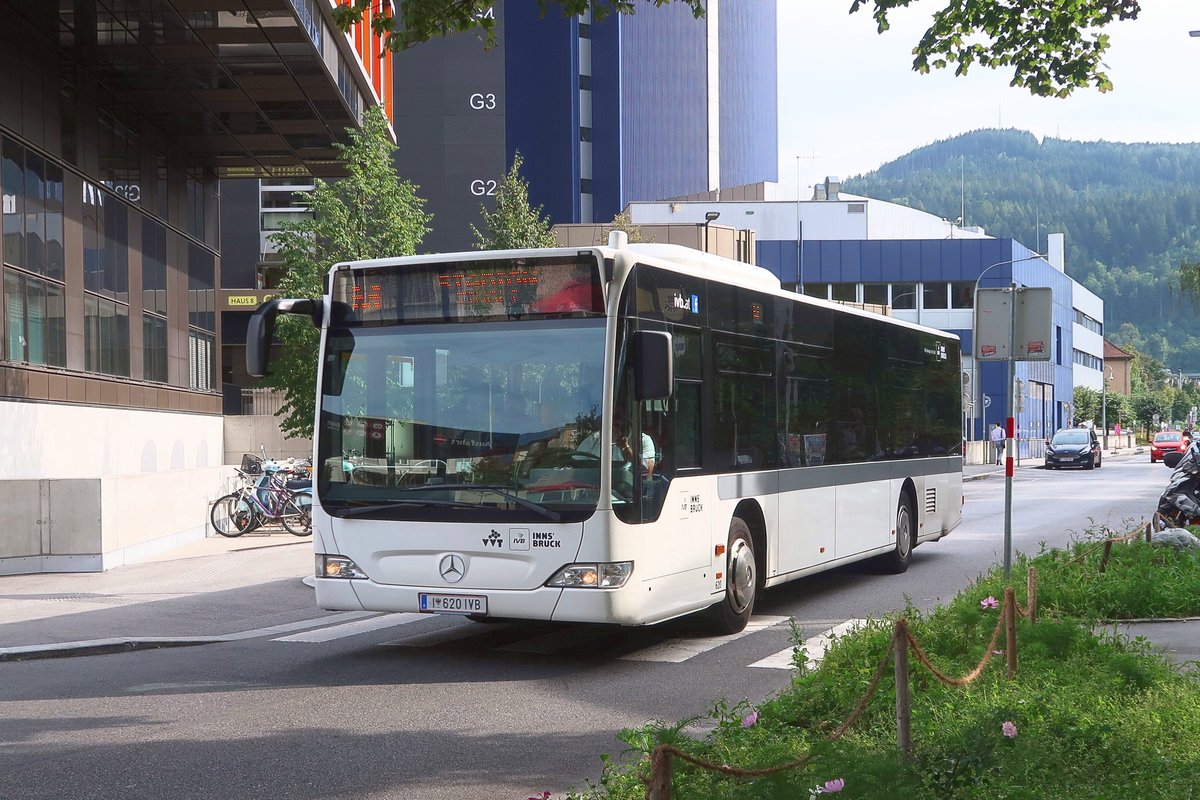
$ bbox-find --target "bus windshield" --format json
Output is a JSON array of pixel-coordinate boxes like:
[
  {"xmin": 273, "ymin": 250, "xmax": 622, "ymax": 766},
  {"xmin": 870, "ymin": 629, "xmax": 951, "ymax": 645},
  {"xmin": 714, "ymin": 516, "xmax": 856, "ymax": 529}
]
[{"xmin": 317, "ymin": 318, "xmax": 608, "ymax": 523}]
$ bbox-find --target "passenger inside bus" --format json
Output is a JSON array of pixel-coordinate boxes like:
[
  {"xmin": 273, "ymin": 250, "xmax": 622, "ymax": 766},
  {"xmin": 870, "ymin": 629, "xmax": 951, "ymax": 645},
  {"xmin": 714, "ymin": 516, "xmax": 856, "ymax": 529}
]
[{"xmin": 575, "ymin": 408, "xmax": 656, "ymax": 500}]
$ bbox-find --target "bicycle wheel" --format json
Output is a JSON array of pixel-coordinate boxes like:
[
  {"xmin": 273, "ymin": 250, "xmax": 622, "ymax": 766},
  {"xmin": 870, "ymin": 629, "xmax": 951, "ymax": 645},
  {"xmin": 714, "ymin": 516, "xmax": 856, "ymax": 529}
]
[
  {"xmin": 279, "ymin": 493, "xmax": 312, "ymax": 537},
  {"xmin": 211, "ymin": 492, "xmax": 256, "ymax": 537}
]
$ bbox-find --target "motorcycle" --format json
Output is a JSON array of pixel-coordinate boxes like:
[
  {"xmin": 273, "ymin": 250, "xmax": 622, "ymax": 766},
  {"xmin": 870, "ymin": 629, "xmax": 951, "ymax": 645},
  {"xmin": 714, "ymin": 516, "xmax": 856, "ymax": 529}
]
[{"xmin": 1155, "ymin": 439, "xmax": 1200, "ymax": 528}]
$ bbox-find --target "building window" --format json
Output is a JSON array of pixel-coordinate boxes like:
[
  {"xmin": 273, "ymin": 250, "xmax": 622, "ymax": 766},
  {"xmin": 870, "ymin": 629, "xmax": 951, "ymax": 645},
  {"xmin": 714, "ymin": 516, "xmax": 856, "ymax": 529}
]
[
  {"xmin": 950, "ymin": 281, "xmax": 974, "ymax": 309},
  {"xmin": 579, "ymin": 74, "xmax": 591, "ymax": 91},
  {"xmin": 4, "ymin": 270, "xmax": 66, "ymax": 367},
  {"xmin": 189, "ymin": 329, "xmax": 214, "ymax": 391},
  {"xmin": 1073, "ymin": 309, "xmax": 1103, "ymax": 335},
  {"xmin": 1073, "ymin": 348, "xmax": 1102, "ymax": 371},
  {"xmin": 142, "ymin": 219, "xmax": 167, "ymax": 315},
  {"xmin": 922, "ymin": 282, "xmax": 949, "ymax": 309},
  {"xmin": 2, "ymin": 137, "xmax": 65, "ymax": 281},
  {"xmin": 803, "ymin": 283, "xmax": 830, "ymax": 300},
  {"xmin": 84, "ymin": 294, "xmax": 130, "ymax": 377},
  {"xmin": 143, "ymin": 313, "xmax": 168, "ymax": 383},
  {"xmin": 831, "ymin": 283, "xmax": 856, "ymax": 302},
  {"xmin": 891, "ymin": 283, "xmax": 916, "ymax": 310},
  {"xmin": 862, "ymin": 283, "xmax": 888, "ymax": 306}
]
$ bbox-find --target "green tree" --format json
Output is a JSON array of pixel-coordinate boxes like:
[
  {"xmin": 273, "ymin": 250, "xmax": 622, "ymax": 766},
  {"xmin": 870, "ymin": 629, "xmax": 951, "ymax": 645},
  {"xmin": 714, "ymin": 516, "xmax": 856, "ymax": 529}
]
[
  {"xmin": 335, "ymin": 0, "xmax": 1141, "ymax": 97},
  {"xmin": 602, "ymin": 210, "xmax": 647, "ymax": 244},
  {"xmin": 1073, "ymin": 385, "xmax": 1100, "ymax": 425},
  {"xmin": 262, "ymin": 106, "xmax": 432, "ymax": 438},
  {"xmin": 471, "ymin": 152, "xmax": 556, "ymax": 250}
]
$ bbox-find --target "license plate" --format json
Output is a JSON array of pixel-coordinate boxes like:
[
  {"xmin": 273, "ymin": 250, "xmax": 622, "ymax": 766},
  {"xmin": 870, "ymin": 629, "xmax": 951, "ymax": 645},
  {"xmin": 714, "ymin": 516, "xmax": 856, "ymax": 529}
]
[{"xmin": 419, "ymin": 593, "xmax": 487, "ymax": 615}]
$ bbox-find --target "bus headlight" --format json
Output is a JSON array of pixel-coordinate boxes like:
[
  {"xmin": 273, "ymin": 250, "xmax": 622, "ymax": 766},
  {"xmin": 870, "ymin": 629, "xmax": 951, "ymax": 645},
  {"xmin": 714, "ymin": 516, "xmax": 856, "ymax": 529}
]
[
  {"xmin": 317, "ymin": 554, "xmax": 369, "ymax": 579},
  {"xmin": 546, "ymin": 562, "xmax": 633, "ymax": 589}
]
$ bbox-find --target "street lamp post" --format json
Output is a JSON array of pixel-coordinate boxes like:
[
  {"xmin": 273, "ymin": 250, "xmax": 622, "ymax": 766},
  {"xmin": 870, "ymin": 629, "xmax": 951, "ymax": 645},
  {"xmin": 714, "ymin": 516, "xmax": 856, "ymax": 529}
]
[
  {"xmin": 702, "ymin": 210, "xmax": 720, "ymax": 254},
  {"xmin": 1102, "ymin": 365, "xmax": 1112, "ymax": 450},
  {"xmin": 973, "ymin": 252, "xmax": 1048, "ymax": 578}
]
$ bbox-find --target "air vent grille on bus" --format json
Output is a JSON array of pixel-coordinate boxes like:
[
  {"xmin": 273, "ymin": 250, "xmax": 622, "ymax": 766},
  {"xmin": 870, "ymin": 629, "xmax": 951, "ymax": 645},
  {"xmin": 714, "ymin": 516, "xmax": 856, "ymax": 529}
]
[{"xmin": 925, "ymin": 488, "xmax": 937, "ymax": 514}]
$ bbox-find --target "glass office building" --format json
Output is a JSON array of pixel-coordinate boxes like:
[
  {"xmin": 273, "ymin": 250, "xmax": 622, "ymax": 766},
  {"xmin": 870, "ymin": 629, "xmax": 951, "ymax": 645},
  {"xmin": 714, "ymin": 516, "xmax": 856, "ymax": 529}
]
[{"xmin": 0, "ymin": 1, "xmax": 392, "ymax": 573}]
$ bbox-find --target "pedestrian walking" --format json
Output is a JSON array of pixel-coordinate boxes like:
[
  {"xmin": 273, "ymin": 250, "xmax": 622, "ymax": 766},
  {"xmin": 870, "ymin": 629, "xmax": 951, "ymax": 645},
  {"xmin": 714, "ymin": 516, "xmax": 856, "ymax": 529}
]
[{"xmin": 990, "ymin": 422, "xmax": 1005, "ymax": 465}]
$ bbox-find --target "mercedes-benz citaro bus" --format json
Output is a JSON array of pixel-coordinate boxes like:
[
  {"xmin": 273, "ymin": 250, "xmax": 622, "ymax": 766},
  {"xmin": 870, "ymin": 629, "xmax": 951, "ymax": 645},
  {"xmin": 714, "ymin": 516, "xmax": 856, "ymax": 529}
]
[{"xmin": 247, "ymin": 232, "xmax": 962, "ymax": 635}]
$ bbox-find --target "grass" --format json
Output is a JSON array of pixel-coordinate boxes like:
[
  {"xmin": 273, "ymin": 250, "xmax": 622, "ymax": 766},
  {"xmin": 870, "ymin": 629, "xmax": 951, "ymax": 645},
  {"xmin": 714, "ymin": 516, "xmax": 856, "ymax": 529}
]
[{"xmin": 565, "ymin": 525, "xmax": 1200, "ymax": 800}]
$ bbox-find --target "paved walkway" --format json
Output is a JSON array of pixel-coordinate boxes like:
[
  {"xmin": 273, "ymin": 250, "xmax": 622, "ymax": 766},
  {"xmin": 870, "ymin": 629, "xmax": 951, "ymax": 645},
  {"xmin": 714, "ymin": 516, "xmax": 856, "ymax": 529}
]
[{"xmin": 2, "ymin": 447, "xmax": 1195, "ymax": 671}]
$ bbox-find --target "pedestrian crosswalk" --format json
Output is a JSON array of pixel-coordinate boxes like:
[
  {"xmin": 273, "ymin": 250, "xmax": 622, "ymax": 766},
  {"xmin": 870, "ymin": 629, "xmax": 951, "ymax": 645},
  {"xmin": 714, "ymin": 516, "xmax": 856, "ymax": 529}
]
[{"xmin": 252, "ymin": 610, "xmax": 871, "ymax": 670}]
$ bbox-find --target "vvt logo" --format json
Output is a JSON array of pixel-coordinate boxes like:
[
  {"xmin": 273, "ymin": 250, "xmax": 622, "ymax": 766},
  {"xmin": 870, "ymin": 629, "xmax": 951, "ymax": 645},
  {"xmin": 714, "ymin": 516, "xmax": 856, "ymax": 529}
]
[{"xmin": 482, "ymin": 529, "xmax": 503, "ymax": 548}]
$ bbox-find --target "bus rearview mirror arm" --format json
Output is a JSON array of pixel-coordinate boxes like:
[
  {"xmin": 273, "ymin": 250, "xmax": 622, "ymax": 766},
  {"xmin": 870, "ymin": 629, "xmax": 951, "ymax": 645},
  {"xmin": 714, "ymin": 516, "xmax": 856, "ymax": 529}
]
[{"xmin": 246, "ymin": 298, "xmax": 323, "ymax": 378}]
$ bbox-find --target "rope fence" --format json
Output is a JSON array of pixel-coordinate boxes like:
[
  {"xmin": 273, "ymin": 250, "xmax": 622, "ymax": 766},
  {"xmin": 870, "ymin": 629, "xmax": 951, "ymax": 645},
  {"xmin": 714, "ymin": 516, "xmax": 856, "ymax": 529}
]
[
  {"xmin": 644, "ymin": 522, "xmax": 1168, "ymax": 799},
  {"xmin": 646, "ymin": 579, "xmax": 1031, "ymax": 800}
]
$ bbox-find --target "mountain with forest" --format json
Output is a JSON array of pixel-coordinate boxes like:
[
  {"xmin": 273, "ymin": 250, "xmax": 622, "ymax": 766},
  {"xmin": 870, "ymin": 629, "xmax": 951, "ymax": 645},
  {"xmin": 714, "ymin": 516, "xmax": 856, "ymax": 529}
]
[{"xmin": 843, "ymin": 129, "xmax": 1200, "ymax": 370}]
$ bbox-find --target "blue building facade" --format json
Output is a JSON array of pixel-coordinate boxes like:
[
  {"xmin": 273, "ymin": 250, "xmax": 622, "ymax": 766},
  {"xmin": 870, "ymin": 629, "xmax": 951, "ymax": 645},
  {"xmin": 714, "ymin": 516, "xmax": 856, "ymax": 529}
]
[
  {"xmin": 757, "ymin": 237, "xmax": 1079, "ymax": 444},
  {"xmin": 506, "ymin": 0, "xmax": 778, "ymax": 228}
]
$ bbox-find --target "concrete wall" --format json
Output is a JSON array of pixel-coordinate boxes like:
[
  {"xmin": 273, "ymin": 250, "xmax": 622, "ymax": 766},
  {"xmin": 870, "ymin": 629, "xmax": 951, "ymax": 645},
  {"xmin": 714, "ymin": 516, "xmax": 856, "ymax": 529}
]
[
  {"xmin": 0, "ymin": 401, "xmax": 232, "ymax": 575},
  {"xmin": 223, "ymin": 415, "xmax": 313, "ymax": 465}
]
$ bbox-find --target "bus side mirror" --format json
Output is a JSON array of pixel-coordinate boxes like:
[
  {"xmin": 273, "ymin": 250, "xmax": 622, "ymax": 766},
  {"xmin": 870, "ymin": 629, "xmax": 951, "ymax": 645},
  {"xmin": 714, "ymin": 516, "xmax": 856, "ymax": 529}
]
[
  {"xmin": 633, "ymin": 330, "xmax": 673, "ymax": 401},
  {"xmin": 246, "ymin": 298, "xmax": 323, "ymax": 377}
]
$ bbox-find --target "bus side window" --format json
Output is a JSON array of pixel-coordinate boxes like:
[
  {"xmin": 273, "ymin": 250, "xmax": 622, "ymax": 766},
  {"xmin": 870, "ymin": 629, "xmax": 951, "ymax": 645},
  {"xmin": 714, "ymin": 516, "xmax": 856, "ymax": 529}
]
[{"xmin": 670, "ymin": 382, "xmax": 701, "ymax": 470}]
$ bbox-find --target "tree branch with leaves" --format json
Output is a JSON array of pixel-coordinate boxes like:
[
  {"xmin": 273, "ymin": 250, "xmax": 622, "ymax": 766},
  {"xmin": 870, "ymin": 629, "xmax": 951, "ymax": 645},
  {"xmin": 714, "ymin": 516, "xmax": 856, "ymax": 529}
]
[
  {"xmin": 261, "ymin": 106, "xmax": 432, "ymax": 438},
  {"xmin": 335, "ymin": 0, "xmax": 1141, "ymax": 97}
]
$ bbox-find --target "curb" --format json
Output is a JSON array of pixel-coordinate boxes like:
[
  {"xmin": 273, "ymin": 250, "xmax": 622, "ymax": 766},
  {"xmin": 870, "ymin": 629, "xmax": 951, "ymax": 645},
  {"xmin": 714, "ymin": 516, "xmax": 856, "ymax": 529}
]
[{"xmin": 0, "ymin": 636, "xmax": 227, "ymax": 662}]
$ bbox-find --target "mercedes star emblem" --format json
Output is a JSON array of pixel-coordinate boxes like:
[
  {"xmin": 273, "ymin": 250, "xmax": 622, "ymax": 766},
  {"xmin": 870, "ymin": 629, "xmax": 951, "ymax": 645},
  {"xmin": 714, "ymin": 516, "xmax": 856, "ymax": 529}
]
[{"xmin": 439, "ymin": 554, "xmax": 465, "ymax": 583}]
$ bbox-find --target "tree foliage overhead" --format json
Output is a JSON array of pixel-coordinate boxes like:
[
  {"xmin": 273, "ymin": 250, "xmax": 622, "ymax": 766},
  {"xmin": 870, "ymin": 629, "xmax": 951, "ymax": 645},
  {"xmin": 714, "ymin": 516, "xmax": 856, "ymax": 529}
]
[
  {"xmin": 854, "ymin": 0, "xmax": 1140, "ymax": 97},
  {"xmin": 845, "ymin": 128, "xmax": 1200, "ymax": 371},
  {"xmin": 470, "ymin": 152, "xmax": 557, "ymax": 250},
  {"xmin": 262, "ymin": 106, "xmax": 432, "ymax": 438},
  {"xmin": 334, "ymin": 0, "xmax": 1141, "ymax": 97}
]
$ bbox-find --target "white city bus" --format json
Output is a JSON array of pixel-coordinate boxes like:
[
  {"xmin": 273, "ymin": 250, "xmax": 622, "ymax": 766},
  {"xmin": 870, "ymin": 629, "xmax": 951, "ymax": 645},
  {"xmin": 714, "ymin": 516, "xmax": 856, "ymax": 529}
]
[{"xmin": 248, "ymin": 233, "xmax": 962, "ymax": 634}]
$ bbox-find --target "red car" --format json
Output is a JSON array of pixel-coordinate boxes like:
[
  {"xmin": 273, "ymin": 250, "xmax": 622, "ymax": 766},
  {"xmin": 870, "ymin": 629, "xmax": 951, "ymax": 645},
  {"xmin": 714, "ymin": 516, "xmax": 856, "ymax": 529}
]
[{"xmin": 1151, "ymin": 431, "xmax": 1189, "ymax": 462}]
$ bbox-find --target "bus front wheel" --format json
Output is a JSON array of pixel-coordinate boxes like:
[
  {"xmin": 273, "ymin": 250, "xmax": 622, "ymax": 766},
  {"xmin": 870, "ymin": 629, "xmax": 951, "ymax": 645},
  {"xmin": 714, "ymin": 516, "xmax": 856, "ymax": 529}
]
[
  {"xmin": 706, "ymin": 518, "xmax": 757, "ymax": 635},
  {"xmin": 882, "ymin": 495, "xmax": 914, "ymax": 574}
]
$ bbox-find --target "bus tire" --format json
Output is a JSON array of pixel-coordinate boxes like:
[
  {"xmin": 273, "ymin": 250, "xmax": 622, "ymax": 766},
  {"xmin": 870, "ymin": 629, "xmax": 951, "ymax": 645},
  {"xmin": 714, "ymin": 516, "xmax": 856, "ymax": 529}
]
[
  {"xmin": 883, "ymin": 494, "xmax": 914, "ymax": 574},
  {"xmin": 706, "ymin": 518, "xmax": 757, "ymax": 635}
]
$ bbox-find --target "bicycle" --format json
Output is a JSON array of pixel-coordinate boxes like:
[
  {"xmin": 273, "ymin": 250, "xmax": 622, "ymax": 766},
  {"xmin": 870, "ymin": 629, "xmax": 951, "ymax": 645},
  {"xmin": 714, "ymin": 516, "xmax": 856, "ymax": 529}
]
[{"xmin": 211, "ymin": 463, "xmax": 311, "ymax": 537}]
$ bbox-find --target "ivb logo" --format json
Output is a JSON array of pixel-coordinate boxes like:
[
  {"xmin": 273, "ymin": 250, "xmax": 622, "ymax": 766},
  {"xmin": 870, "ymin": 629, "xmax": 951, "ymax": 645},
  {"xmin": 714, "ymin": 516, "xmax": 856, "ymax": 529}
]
[{"xmin": 482, "ymin": 529, "xmax": 503, "ymax": 548}]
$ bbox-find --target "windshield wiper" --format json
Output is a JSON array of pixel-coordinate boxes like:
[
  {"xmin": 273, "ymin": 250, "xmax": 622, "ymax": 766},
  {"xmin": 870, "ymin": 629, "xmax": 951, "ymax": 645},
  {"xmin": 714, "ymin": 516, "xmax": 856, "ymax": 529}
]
[
  {"xmin": 396, "ymin": 483, "xmax": 562, "ymax": 522},
  {"xmin": 331, "ymin": 498, "xmax": 480, "ymax": 519}
]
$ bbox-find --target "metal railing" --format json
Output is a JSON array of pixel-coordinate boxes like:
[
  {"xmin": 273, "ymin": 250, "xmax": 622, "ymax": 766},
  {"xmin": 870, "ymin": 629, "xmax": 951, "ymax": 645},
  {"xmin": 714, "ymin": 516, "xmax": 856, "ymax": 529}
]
[{"xmin": 240, "ymin": 388, "xmax": 287, "ymax": 416}]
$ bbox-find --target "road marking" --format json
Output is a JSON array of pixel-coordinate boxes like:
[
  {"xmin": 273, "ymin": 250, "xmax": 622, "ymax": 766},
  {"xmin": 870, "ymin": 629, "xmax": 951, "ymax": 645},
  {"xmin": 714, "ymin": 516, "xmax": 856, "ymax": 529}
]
[
  {"xmin": 618, "ymin": 616, "xmax": 790, "ymax": 663},
  {"xmin": 749, "ymin": 618, "xmax": 867, "ymax": 670},
  {"xmin": 223, "ymin": 611, "xmax": 377, "ymax": 641},
  {"xmin": 273, "ymin": 612, "xmax": 426, "ymax": 642}
]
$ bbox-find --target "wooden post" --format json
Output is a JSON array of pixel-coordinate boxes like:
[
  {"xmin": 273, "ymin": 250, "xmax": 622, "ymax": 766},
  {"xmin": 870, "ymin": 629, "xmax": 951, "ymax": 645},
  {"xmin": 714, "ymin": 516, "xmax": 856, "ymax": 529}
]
[
  {"xmin": 647, "ymin": 745, "xmax": 673, "ymax": 800},
  {"xmin": 1099, "ymin": 539, "xmax": 1113, "ymax": 573},
  {"xmin": 1146, "ymin": 521, "xmax": 1153, "ymax": 543},
  {"xmin": 1026, "ymin": 566, "xmax": 1038, "ymax": 623},
  {"xmin": 1005, "ymin": 587, "xmax": 1018, "ymax": 679},
  {"xmin": 894, "ymin": 620, "xmax": 912, "ymax": 761}
]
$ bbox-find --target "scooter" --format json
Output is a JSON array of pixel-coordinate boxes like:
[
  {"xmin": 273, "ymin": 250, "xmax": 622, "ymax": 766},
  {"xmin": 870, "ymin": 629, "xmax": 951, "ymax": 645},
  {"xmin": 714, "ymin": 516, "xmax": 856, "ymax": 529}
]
[{"xmin": 1155, "ymin": 439, "xmax": 1200, "ymax": 527}]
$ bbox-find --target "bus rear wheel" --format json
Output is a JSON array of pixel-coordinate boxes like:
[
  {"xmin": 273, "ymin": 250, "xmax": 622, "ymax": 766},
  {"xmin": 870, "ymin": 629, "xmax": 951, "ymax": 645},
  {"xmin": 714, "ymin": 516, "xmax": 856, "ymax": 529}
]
[{"xmin": 706, "ymin": 518, "xmax": 757, "ymax": 635}]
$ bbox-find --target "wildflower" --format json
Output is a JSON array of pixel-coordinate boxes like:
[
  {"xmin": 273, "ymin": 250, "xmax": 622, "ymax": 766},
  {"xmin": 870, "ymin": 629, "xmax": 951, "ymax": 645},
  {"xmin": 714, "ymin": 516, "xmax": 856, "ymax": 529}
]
[
  {"xmin": 992, "ymin": 649, "xmax": 1005, "ymax": 655},
  {"xmin": 527, "ymin": 793, "xmax": 551, "ymax": 800},
  {"xmin": 823, "ymin": 778, "xmax": 846, "ymax": 793},
  {"xmin": 980, "ymin": 595, "xmax": 1000, "ymax": 610},
  {"xmin": 1002, "ymin": 721, "xmax": 1018, "ymax": 738},
  {"xmin": 741, "ymin": 710, "xmax": 758, "ymax": 727}
]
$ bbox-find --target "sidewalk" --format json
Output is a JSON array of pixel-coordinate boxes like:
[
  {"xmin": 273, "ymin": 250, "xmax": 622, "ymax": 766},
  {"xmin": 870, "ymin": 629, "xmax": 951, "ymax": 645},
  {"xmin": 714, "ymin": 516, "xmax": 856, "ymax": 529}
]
[
  {"xmin": 3, "ymin": 451, "xmax": 1195, "ymax": 671},
  {"xmin": 0, "ymin": 530, "xmax": 320, "ymax": 660}
]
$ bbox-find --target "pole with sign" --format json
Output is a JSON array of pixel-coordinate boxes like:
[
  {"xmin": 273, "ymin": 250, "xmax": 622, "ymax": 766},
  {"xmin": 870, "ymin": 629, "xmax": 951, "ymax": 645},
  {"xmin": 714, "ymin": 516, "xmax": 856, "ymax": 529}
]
[{"xmin": 974, "ymin": 282, "xmax": 1053, "ymax": 576}]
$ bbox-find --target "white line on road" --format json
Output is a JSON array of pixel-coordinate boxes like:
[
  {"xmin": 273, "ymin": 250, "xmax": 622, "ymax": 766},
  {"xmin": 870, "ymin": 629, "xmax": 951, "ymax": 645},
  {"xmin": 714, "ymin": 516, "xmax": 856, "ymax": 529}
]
[
  {"xmin": 751, "ymin": 618, "xmax": 868, "ymax": 670},
  {"xmin": 618, "ymin": 616, "xmax": 790, "ymax": 663},
  {"xmin": 273, "ymin": 612, "xmax": 427, "ymax": 642},
  {"xmin": 223, "ymin": 611, "xmax": 377, "ymax": 641}
]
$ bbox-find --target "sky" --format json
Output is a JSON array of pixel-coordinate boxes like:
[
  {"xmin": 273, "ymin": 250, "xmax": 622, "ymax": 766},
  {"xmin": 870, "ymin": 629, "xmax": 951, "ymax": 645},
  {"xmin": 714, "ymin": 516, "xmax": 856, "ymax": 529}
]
[{"xmin": 777, "ymin": 0, "xmax": 1200, "ymax": 186}]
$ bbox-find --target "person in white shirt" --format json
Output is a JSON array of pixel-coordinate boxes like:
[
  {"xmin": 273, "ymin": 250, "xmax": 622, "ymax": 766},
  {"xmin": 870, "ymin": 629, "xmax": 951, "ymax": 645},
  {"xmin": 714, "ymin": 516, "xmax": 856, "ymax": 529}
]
[
  {"xmin": 576, "ymin": 409, "xmax": 656, "ymax": 497},
  {"xmin": 990, "ymin": 422, "xmax": 1005, "ymax": 465}
]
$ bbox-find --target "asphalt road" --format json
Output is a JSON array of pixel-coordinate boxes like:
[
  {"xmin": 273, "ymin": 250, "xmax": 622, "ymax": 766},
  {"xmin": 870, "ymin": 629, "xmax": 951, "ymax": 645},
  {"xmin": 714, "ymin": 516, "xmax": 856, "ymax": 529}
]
[{"xmin": 0, "ymin": 454, "xmax": 1168, "ymax": 800}]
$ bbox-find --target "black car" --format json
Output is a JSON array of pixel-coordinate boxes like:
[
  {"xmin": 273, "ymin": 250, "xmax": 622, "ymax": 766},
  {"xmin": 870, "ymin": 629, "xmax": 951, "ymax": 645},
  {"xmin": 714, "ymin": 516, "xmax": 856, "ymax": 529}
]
[{"xmin": 1044, "ymin": 428, "xmax": 1102, "ymax": 470}]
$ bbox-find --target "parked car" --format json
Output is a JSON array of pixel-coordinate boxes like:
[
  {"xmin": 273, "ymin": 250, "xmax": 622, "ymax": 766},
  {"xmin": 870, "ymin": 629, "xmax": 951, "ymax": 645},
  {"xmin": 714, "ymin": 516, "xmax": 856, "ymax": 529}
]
[
  {"xmin": 1150, "ymin": 431, "xmax": 1189, "ymax": 463},
  {"xmin": 1044, "ymin": 427, "xmax": 1102, "ymax": 470}
]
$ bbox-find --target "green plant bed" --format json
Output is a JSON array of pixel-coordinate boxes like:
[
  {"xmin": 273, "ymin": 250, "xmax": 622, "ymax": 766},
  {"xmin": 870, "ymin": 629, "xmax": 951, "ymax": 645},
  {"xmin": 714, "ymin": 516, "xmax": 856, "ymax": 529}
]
[{"xmin": 568, "ymin": 534, "xmax": 1200, "ymax": 800}]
